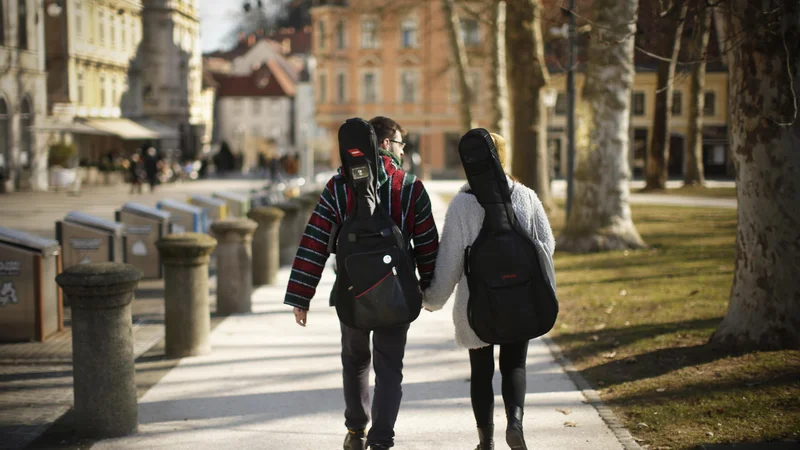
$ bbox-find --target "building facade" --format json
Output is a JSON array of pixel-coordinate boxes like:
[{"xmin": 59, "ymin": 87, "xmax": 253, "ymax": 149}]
[
  {"xmin": 139, "ymin": 0, "xmax": 203, "ymax": 157},
  {"xmin": 214, "ymin": 62, "xmax": 295, "ymax": 172},
  {"xmin": 311, "ymin": 0, "xmax": 732, "ymax": 178},
  {"xmin": 0, "ymin": 0, "xmax": 49, "ymax": 192}
]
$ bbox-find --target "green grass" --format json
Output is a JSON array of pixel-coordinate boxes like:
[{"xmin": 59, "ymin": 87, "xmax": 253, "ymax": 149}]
[
  {"xmin": 644, "ymin": 186, "xmax": 738, "ymax": 198},
  {"xmin": 546, "ymin": 205, "xmax": 800, "ymax": 449}
]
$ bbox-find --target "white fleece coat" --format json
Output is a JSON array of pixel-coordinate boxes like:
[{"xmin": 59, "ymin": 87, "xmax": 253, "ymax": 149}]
[{"xmin": 422, "ymin": 180, "xmax": 556, "ymax": 349}]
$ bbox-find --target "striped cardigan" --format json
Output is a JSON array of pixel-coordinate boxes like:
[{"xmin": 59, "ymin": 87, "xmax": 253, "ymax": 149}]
[{"xmin": 284, "ymin": 152, "xmax": 439, "ymax": 310}]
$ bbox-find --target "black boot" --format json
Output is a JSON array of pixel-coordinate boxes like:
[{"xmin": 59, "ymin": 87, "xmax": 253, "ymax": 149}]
[
  {"xmin": 475, "ymin": 424, "xmax": 494, "ymax": 450},
  {"xmin": 343, "ymin": 429, "xmax": 366, "ymax": 450},
  {"xmin": 506, "ymin": 406, "xmax": 528, "ymax": 450}
]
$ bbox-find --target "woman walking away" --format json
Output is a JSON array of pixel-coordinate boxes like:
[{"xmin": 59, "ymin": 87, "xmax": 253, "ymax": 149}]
[{"xmin": 422, "ymin": 132, "xmax": 555, "ymax": 450}]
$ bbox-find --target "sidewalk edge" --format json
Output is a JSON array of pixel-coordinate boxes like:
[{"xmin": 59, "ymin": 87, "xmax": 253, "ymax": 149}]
[{"xmin": 541, "ymin": 335, "xmax": 642, "ymax": 450}]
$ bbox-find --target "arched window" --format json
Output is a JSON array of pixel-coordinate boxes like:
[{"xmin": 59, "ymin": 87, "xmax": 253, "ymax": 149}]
[
  {"xmin": 0, "ymin": 1, "xmax": 6, "ymax": 46},
  {"xmin": 19, "ymin": 97, "xmax": 32, "ymax": 169},
  {"xmin": 336, "ymin": 20, "xmax": 345, "ymax": 49},
  {"xmin": 99, "ymin": 74, "xmax": 106, "ymax": 106},
  {"xmin": 0, "ymin": 99, "xmax": 9, "ymax": 175}
]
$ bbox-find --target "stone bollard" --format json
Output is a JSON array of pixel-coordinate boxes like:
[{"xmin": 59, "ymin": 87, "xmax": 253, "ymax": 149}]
[
  {"xmin": 55, "ymin": 262, "xmax": 143, "ymax": 439},
  {"xmin": 156, "ymin": 233, "xmax": 217, "ymax": 358},
  {"xmin": 210, "ymin": 218, "xmax": 258, "ymax": 315},
  {"xmin": 247, "ymin": 207, "xmax": 285, "ymax": 286},
  {"xmin": 276, "ymin": 200, "xmax": 302, "ymax": 266}
]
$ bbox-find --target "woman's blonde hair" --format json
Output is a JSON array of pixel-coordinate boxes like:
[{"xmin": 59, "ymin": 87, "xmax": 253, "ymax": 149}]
[{"xmin": 490, "ymin": 133, "xmax": 507, "ymax": 169}]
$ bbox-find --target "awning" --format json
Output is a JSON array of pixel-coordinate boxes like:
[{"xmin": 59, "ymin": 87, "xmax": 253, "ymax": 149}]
[
  {"xmin": 82, "ymin": 118, "xmax": 163, "ymax": 140},
  {"xmin": 35, "ymin": 119, "xmax": 114, "ymax": 136},
  {"xmin": 132, "ymin": 119, "xmax": 180, "ymax": 140}
]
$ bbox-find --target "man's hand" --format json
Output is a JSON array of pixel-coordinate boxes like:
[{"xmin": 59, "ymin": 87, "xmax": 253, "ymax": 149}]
[{"xmin": 293, "ymin": 307, "xmax": 308, "ymax": 327}]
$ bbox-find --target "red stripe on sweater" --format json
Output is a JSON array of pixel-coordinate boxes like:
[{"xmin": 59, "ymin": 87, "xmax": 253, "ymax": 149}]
[
  {"xmin": 299, "ymin": 235, "xmax": 327, "ymax": 253},
  {"xmin": 287, "ymin": 281, "xmax": 315, "ymax": 298},
  {"xmin": 390, "ymin": 172, "xmax": 403, "ymax": 226},
  {"xmin": 292, "ymin": 259, "xmax": 323, "ymax": 275}
]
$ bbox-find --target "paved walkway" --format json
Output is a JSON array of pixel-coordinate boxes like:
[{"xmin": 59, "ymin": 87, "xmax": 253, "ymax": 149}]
[{"xmin": 91, "ymin": 193, "xmax": 625, "ymax": 450}]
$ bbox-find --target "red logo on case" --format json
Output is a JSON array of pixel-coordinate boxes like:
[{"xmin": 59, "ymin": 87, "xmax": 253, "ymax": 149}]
[
  {"xmin": 348, "ymin": 149, "xmax": 364, "ymax": 157},
  {"xmin": 502, "ymin": 274, "xmax": 518, "ymax": 280}
]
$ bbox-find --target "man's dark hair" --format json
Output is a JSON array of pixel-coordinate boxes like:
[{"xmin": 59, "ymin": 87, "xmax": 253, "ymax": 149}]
[{"xmin": 369, "ymin": 116, "xmax": 406, "ymax": 143}]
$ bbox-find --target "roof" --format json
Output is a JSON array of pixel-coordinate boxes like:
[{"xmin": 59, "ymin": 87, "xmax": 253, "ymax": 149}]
[
  {"xmin": 214, "ymin": 62, "xmax": 296, "ymax": 98},
  {"xmin": 203, "ymin": 26, "xmax": 312, "ymax": 60}
]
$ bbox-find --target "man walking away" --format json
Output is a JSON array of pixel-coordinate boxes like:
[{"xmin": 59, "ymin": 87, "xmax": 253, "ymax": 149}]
[{"xmin": 284, "ymin": 116, "xmax": 439, "ymax": 449}]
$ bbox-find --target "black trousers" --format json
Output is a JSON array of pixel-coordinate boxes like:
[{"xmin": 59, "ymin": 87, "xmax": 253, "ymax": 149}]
[
  {"xmin": 468, "ymin": 341, "xmax": 529, "ymax": 427},
  {"xmin": 341, "ymin": 321, "xmax": 410, "ymax": 447}
]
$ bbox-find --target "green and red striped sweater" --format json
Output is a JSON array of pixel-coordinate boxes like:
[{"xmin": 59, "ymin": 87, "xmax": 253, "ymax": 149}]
[{"xmin": 284, "ymin": 152, "xmax": 439, "ymax": 310}]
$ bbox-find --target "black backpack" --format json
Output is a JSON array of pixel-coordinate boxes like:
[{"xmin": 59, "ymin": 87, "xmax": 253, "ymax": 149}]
[
  {"xmin": 329, "ymin": 118, "xmax": 423, "ymax": 330},
  {"xmin": 460, "ymin": 128, "xmax": 559, "ymax": 344}
]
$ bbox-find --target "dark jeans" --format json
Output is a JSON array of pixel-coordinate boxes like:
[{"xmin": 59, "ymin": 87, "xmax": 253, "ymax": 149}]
[
  {"xmin": 468, "ymin": 341, "xmax": 529, "ymax": 427},
  {"xmin": 341, "ymin": 321, "xmax": 409, "ymax": 447}
]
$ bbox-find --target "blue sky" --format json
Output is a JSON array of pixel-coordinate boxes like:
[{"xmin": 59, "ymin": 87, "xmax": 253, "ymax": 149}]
[{"xmin": 198, "ymin": 0, "xmax": 240, "ymax": 53}]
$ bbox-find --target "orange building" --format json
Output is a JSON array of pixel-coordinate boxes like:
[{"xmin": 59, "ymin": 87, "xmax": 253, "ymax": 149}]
[{"xmin": 311, "ymin": 0, "xmax": 492, "ymax": 177}]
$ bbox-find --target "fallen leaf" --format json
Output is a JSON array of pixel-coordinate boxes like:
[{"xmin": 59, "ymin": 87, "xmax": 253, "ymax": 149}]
[
  {"xmin": 656, "ymin": 387, "xmax": 666, "ymax": 393},
  {"xmin": 637, "ymin": 422, "xmax": 649, "ymax": 428},
  {"xmin": 619, "ymin": 289, "xmax": 628, "ymax": 296},
  {"xmin": 623, "ymin": 250, "xmax": 629, "ymax": 256},
  {"xmin": 602, "ymin": 351, "xmax": 617, "ymax": 359},
  {"xmin": 594, "ymin": 323, "xmax": 607, "ymax": 331},
  {"xmin": 625, "ymin": 356, "xmax": 639, "ymax": 364},
  {"xmin": 564, "ymin": 421, "xmax": 578, "ymax": 427},
  {"xmin": 560, "ymin": 323, "xmax": 570, "ymax": 329},
  {"xmin": 605, "ymin": 305, "xmax": 615, "ymax": 314},
  {"xmin": 706, "ymin": 431, "xmax": 715, "ymax": 437},
  {"xmin": 590, "ymin": 335, "xmax": 600, "ymax": 342},
  {"xmin": 556, "ymin": 408, "xmax": 572, "ymax": 415},
  {"xmin": 624, "ymin": 321, "xmax": 631, "ymax": 326}
]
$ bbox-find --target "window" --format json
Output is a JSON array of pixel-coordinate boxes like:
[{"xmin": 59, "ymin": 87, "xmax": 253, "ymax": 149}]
[
  {"xmin": 100, "ymin": 74, "xmax": 106, "ymax": 106},
  {"xmin": 460, "ymin": 19, "xmax": 479, "ymax": 47},
  {"xmin": 0, "ymin": 100, "xmax": 8, "ymax": 174},
  {"xmin": 337, "ymin": 72, "xmax": 346, "ymax": 104},
  {"xmin": 75, "ymin": 1, "xmax": 83, "ymax": 37},
  {"xmin": 111, "ymin": 76, "xmax": 118, "ymax": 106},
  {"xmin": 401, "ymin": 71, "xmax": 417, "ymax": 104},
  {"xmin": 401, "ymin": 18, "xmax": 417, "ymax": 48},
  {"xmin": 361, "ymin": 19, "xmax": 378, "ymax": 48},
  {"xmin": 319, "ymin": 73, "xmax": 327, "ymax": 103},
  {"xmin": 363, "ymin": 72, "xmax": 377, "ymax": 104},
  {"xmin": 19, "ymin": 97, "xmax": 32, "ymax": 169},
  {"xmin": 110, "ymin": 15, "xmax": 116, "ymax": 48},
  {"xmin": 632, "ymin": 91, "xmax": 645, "ymax": 116},
  {"xmin": 704, "ymin": 91, "xmax": 716, "ymax": 116},
  {"xmin": 17, "ymin": 0, "xmax": 27, "ymax": 50},
  {"xmin": 555, "ymin": 92, "xmax": 566, "ymax": 115},
  {"xmin": 336, "ymin": 20, "xmax": 346, "ymax": 49},
  {"xmin": 252, "ymin": 98, "xmax": 262, "ymax": 114},
  {"xmin": 0, "ymin": 1, "xmax": 6, "ymax": 46},
  {"xmin": 317, "ymin": 20, "xmax": 325, "ymax": 49},
  {"xmin": 121, "ymin": 15, "xmax": 126, "ymax": 49},
  {"xmin": 98, "ymin": 7, "xmax": 105, "ymax": 44},
  {"xmin": 252, "ymin": 125, "xmax": 262, "ymax": 137},
  {"xmin": 77, "ymin": 71, "xmax": 85, "ymax": 104},
  {"xmin": 672, "ymin": 90, "xmax": 682, "ymax": 116}
]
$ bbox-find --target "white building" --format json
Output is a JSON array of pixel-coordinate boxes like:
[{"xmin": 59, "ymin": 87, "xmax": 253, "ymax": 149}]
[
  {"xmin": 0, "ymin": 0, "xmax": 49, "ymax": 192},
  {"xmin": 214, "ymin": 62, "xmax": 295, "ymax": 172}
]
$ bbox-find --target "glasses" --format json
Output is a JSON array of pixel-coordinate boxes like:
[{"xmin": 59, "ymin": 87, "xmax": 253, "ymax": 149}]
[{"xmin": 388, "ymin": 139, "xmax": 406, "ymax": 149}]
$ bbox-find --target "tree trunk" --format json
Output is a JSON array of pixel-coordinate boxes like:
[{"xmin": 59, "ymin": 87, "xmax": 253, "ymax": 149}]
[
  {"xmin": 557, "ymin": 0, "xmax": 647, "ymax": 253},
  {"xmin": 441, "ymin": 0, "xmax": 476, "ymax": 131},
  {"xmin": 684, "ymin": 1, "xmax": 711, "ymax": 186},
  {"xmin": 489, "ymin": 1, "xmax": 512, "ymax": 162},
  {"xmin": 710, "ymin": 1, "xmax": 800, "ymax": 350},
  {"xmin": 505, "ymin": 0, "xmax": 551, "ymax": 208},
  {"xmin": 644, "ymin": 1, "xmax": 688, "ymax": 190}
]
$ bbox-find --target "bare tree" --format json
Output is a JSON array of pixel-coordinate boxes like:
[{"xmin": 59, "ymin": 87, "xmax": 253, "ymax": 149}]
[
  {"xmin": 557, "ymin": 0, "xmax": 647, "ymax": 252},
  {"xmin": 684, "ymin": 0, "xmax": 711, "ymax": 186},
  {"xmin": 505, "ymin": 0, "xmax": 551, "ymax": 208},
  {"xmin": 644, "ymin": 0, "xmax": 689, "ymax": 190},
  {"xmin": 442, "ymin": 0, "xmax": 476, "ymax": 131},
  {"xmin": 489, "ymin": 0, "xmax": 511, "ymax": 160},
  {"xmin": 710, "ymin": 0, "xmax": 800, "ymax": 350}
]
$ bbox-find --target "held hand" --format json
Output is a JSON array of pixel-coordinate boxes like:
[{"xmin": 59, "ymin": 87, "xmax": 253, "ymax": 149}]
[{"xmin": 293, "ymin": 307, "xmax": 308, "ymax": 327}]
